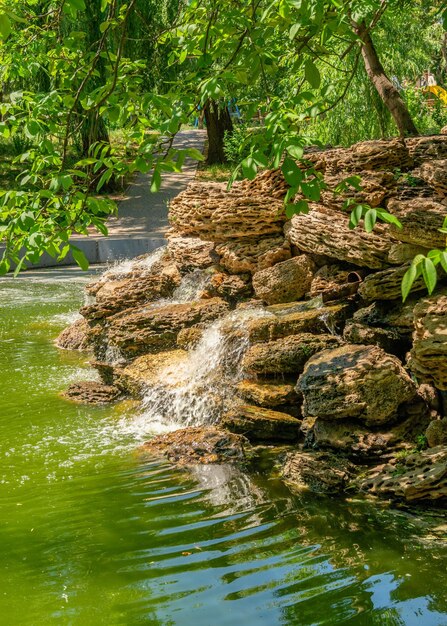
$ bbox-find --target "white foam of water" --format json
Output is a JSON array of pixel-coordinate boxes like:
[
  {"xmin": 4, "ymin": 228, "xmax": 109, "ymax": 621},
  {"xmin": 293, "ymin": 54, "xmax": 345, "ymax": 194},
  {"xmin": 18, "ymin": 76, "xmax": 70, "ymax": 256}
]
[
  {"xmin": 138, "ymin": 307, "xmax": 273, "ymax": 433},
  {"xmin": 101, "ymin": 246, "xmax": 166, "ymax": 281}
]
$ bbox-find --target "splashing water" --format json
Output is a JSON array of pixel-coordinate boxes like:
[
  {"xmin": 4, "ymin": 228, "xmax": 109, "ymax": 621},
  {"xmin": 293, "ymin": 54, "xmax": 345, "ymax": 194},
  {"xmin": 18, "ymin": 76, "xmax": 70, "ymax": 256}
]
[
  {"xmin": 100, "ymin": 246, "xmax": 166, "ymax": 282},
  {"xmin": 140, "ymin": 307, "xmax": 273, "ymax": 432},
  {"xmin": 170, "ymin": 269, "xmax": 212, "ymax": 303}
]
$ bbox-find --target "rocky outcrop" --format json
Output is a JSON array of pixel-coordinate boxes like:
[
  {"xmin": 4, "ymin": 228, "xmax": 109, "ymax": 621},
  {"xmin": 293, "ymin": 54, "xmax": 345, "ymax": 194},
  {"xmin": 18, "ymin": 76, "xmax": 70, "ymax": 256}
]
[
  {"xmin": 386, "ymin": 197, "xmax": 447, "ymax": 250},
  {"xmin": 166, "ymin": 233, "xmax": 218, "ymax": 270},
  {"xmin": 252, "ymin": 255, "xmax": 315, "ymax": 305},
  {"xmin": 282, "ymin": 451, "xmax": 355, "ymax": 494},
  {"xmin": 215, "ymin": 235, "xmax": 291, "ymax": 274},
  {"xmin": 408, "ymin": 293, "xmax": 447, "ymax": 390},
  {"xmin": 63, "ymin": 381, "xmax": 122, "ymax": 404},
  {"xmin": 56, "ymin": 318, "xmax": 89, "ymax": 350},
  {"xmin": 285, "ymin": 206, "xmax": 396, "ymax": 270},
  {"xmin": 203, "ymin": 271, "xmax": 253, "ymax": 301},
  {"xmin": 309, "ymin": 265, "xmax": 363, "ymax": 302},
  {"xmin": 222, "ymin": 404, "xmax": 300, "ymax": 442},
  {"xmin": 105, "ymin": 298, "xmax": 229, "ymax": 359},
  {"xmin": 169, "ymin": 180, "xmax": 286, "ymax": 241},
  {"xmin": 298, "ymin": 345, "xmax": 417, "ymax": 426},
  {"xmin": 242, "ymin": 332, "xmax": 341, "ymax": 375},
  {"xmin": 116, "ymin": 350, "xmax": 189, "ymax": 395},
  {"xmin": 417, "ymin": 160, "xmax": 447, "ymax": 198},
  {"xmin": 141, "ymin": 427, "xmax": 249, "ymax": 465},
  {"xmin": 426, "ymin": 418, "xmax": 447, "ymax": 448},
  {"xmin": 236, "ymin": 380, "xmax": 300, "ymax": 408},
  {"xmin": 358, "ymin": 447, "xmax": 447, "ymax": 501},
  {"xmin": 358, "ymin": 264, "xmax": 426, "ymax": 301}
]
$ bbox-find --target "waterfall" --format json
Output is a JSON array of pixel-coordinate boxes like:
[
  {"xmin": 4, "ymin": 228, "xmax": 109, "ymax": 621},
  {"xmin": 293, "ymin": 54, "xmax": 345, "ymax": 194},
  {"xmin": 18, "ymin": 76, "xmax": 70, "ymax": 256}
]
[{"xmin": 139, "ymin": 307, "xmax": 273, "ymax": 433}]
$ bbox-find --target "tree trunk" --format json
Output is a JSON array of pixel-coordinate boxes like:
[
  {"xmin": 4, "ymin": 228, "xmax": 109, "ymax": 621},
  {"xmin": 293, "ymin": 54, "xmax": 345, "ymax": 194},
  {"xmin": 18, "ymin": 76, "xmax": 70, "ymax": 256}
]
[
  {"xmin": 204, "ymin": 99, "xmax": 233, "ymax": 164},
  {"xmin": 354, "ymin": 21, "xmax": 419, "ymax": 137}
]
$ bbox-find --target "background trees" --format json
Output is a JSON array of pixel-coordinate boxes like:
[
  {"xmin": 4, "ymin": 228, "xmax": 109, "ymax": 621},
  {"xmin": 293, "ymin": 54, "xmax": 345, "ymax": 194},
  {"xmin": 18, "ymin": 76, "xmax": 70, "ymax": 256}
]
[{"xmin": 0, "ymin": 0, "xmax": 445, "ymax": 275}]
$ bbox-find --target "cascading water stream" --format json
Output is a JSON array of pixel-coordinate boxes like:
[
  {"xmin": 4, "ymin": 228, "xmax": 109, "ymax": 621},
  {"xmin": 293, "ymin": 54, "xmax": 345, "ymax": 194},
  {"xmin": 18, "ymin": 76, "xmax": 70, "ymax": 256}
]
[{"xmin": 139, "ymin": 307, "xmax": 273, "ymax": 432}]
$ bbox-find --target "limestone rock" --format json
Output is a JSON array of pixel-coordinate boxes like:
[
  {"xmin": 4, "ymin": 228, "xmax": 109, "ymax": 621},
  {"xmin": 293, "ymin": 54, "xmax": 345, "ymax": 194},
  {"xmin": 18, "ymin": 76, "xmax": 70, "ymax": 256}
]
[
  {"xmin": 386, "ymin": 197, "xmax": 447, "ymax": 249},
  {"xmin": 406, "ymin": 135, "xmax": 447, "ymax": 164},
  {"xmin": 343, "ymin": 321, "xmax": 403, "ymax": 355},
  {"xmin": 242, "ymin": 333, "xmax": 341, "ymax": 375},
  {"xmin": 230, "ymin": 302, "xmax": 351, "ymax": 344},
  {"xmin": 358, "ymin": 264, "xmax": 426, "ymax": 302},
  {"xmin": 106, "ymin": 298, "xmax": 229, "ymax": 359},
  {"xmin": 321, "ymin": 138, "xmax": 412, "ymax": 175},
  {"xmin": 169, "ymin": 180, "xmax": 286, "ymax": 242},
  {"xmin": 215, "ymin": 235, "xmax": 291, "ymax": 274},
  {"xmin": 176, "ymin": 326, "xmax": 204, "ymax": 349},
  {"xmin": 56, "ymin": 318, "xmax": 89, "ymax": 350},
  {"xmin": 236, "ymin": 380, "xmax": 300, "ymax": 407},
  {"xmin": 282, "ymin": 451, "xmax": 355, "ymax": 494},
  {"xmin": 166, "ymin": 233, "xmax": 218, "ymax": 271},
  {"xmin": 303, "ymin": 398, "xmax": 431, "ymax": 459},
  {"xmin": 408, "ymin": 292, "xmax": 447, "ymax": 390},
  {"xmin": 310, "ymin": 265, "xmax": 363, "ymax": 302},
  {"xmin": 252, "ymin": 255, "xmax": 315, "ymax": 305},
  {"xmin": 81, "ymin": 272, "xmax": 177, "ymax": 320},
  {"xmin": 426, "ymin": 418, "xmax": 447, "ymax": 448},
  {"xmin": 298, "ymin": 344, "xmax": 417, "ymax": 426},
  {"xmin": 387, "ymin": 242, "xmax": 431, "ymax": 265},
  {"xmin": 222, "ymin": 404, "xmax": 300, "ymax": 442},
  {"xmin": 359, "ymin": 447, "xmax": 447, "ymax": 501},
  {"xmin": 117, "ymin": 350, "xmax": 189, "ymax": 395},
  {"xmin": 203, "ymin": 272, "xmax": 253, "ymax": 301},
  {"xmin": 63, "ymin": 381, "xmax": 122, "ymax": 404},
  {"xmin": 285, "ymin": 206, "xmax": 395, "ymax": 270},
  {"xmin": 417, "ymin": 160, "xmax": 447, "ymax": 199},
  {"xmin": 141, "ymin": 427, "xmax": 248, "ymax": 465}
]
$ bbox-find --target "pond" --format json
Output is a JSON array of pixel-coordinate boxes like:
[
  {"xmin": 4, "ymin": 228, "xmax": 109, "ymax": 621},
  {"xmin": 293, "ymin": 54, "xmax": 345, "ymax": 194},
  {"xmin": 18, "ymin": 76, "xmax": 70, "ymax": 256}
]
[{"xmin": 1, "ymin": 272, "xmax": 446, "ymax": 626}]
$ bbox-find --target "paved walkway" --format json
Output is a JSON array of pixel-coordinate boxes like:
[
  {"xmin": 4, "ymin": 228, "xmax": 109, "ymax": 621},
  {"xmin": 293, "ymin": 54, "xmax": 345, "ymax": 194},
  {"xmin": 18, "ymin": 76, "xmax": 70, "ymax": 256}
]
[{"xmin": 8, "ymin": 129, "xmax": 206, "ymax": 269}]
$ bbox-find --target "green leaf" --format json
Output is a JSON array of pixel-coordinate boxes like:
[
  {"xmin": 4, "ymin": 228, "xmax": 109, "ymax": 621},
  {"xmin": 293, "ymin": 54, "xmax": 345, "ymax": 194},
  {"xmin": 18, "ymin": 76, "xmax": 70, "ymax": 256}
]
[
  {"xmin": 402, "ymin": 263, "xmax": 418, "ymax": 302},
  {"xmin": 150, "ymin": 169, "xmax": 161, "ymax": 192},
  {"xmin": 364, "ymin": 208, "xmax": 377, "ymax": 233},
  {"xmin": 0, "ymin": 14, "xmax": 12, "ymax": 40},
  {"xmin": 286, "ymin": 144, "xmax": 304, "ymax": 159},
  {"xmin": 440, "ymin": 251, "xmax": 447, "ymax": 274},
  {"xmin": 70, "ymin": 246, "xmax": 89, "ymax": 271},
  {"xmin": 421, "ymin": 257, "xmax": 437, "ymax": 294},
  {"xmin": 301, "ymin": 179, "xmax": 321, "ymax": 202},
  {"xmin": 349, "ymin": 204, "xmax": 364, "ymax": 229},
  {"xmin": 304, "ymin": 60, "xmax": 321, "ymax": 89},
  {"xmin": 242, "ymin": 156, "xmax": 257, "ymax": 180},
  {"xmin": 285, "ymin": 200, "xmax": 309, "ymax": 218},
  {"xmin": 281, "ymin": 158, "xmax": 302, "ymax": 186}
]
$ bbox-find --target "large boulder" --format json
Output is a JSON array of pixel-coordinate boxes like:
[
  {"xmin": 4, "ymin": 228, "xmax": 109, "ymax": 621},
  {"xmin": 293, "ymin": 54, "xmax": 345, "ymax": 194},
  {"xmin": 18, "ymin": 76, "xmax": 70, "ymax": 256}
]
[
  {"xmin": 298, "ymin": 344, "xmax": 417, "ymax": 426},
  {"xmin": 222, "ymin": 404, "xmax": 300, "ymax": 442},
  {"xmin": 242, "ymin": 332, "xmax": 341, "ymax": 375},
  {"xmin": 281, "ymin": 451, "xmax": 355, "ymax": 494},
  {"xmin": 285, "ymin": 205, "xmax": 396, "ymax": 270},
  {"xmin": 309, "ymin": 264, "xmax": 364, "ymax": 302},
  {"xmin": 56, "ymin": 318, "xmax": 89, "ymax": 350},
  {"xmin": 202, "ymin": 271, "xmax": 253, "ymax": 301},
  {"xmin": 166, "ymin": 233, "xmax": 218, "ymax": 271},
  {"xmin": 386, "ymin": 197, "xmax": 447, "ymax": 250},
  {"xmin": 105, "ymin": 298, "xmax": 229, "ymax": 359},
  {"xmin": 116, "ymin": 350, "xmax": 189, "ymax": 395},
  {"xmin": 358, "ymin": 447, "xmax": 447, "ymax": 502},
  {"xmin": 252, "ymin": 255, "xmax": 315, "ymax": 305},
  {"xmin": 62, "ymin": 381, "xmax": 122, "ymax": 404},
  {"xmin": 141, "ymin": 427, "xmax": 249, "ymax": 465},
  {"xmin": 408, "ymin": 292, "xmax": 447, "ymax": 390},
  {"xmin": 417, "ymin": 159, "xmax": 447, "ymax": 199},
  {"xmin": 425, "ymin": 418, "xmax": 447, "ymax": 448},
  {"xmin": 215, "ymin": 235, "xmax": 291, "ymax": 274},
  {"xmin": 236, "ymin": 379, "xmax": 300, "ymax": 408},
  {"xmin": 358, "ymin": 264, "xmax": 427, "ymax": 302},
  {"xmin": 169, "ymin": 180, "xmax": 286, "ymax": 241}
]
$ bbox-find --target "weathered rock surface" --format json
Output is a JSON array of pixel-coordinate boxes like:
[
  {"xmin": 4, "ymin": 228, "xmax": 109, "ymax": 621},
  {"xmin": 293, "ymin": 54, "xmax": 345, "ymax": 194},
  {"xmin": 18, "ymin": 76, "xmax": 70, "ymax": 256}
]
[
  {"xmin": 169, "ymin": 181, "xmax": 286, "ymax": 241},
  {"xmin": 203, "ymin": 272, "xmax": 253, "ymax": 301},
  {"xmin": 222, "ymin": 404, "xmax": 300, "ymax": 442},
  {"xmin": 242, "ymin": 333, "xmax": 341, "ymax": 375},
  {"xmin": 315, "ymin": 138, "xmax": 412, "ymax": 174},
  {"xmin": 408, "ymin": 292, "xmax": 447, "ymax": 390},
  {"xmin": 117, "ymin": 350, "xmax": 189, "ymax": 395},
  {"xmin": 285, "ymin": 206, "xmax": 395, "ymax": 270},
  {"xmin": 359, "ymin": 446, "xmax": 447, "ymax": 501},
  {"xmin": 215, "ymin": 235, "xmax": 291, "ymax": 274},
  {"xmin": 230, "ymin": 302, "xmax": 351, "ymax": 344},
  {"xmin": 358, "ymin": 264, "xmax": 427, "ymax": 302},
  {"xmin": 252, "ymin": 255, "xmax": 315, "ymax": 305},
  {"xmin": 81, "ymin": 272, "xmax": 178, "ymax": 320},
  {"xmin": 387, "ymin": 197, "xmax": 447, "ymax": 250},
  {"xmin": 343, "ymin": 321, "xmax": 403, "ymax": 356},
  {"xmin": 417, "ymin": 159, "xmax": 447, "ymax": 198},
  {"xmin": 302, "ymin": 398, "xmax": 431, "ymax": 459},
  {"xmin": 426, "ymin": 418, "xmax": 447, "ymax": 448},
  {"xmin": 176, "ymin": 326, "xmax": 204, "ymax": 349},
  {"xmin": 141, "ymin": 427, "xmax": 249, "ymax": 465},
  {"xmin": 56, "ymin": 318, "xmax": 89, "ymax": 350},
  {"xmin": 407, "ymin": 134, "xmax": 447, "ymax": 163},
  {"xmin": 310, "ymin": 265, "xmax": 363, "ymax": 302},
  {"xmin": 106, "ymin": 298, "xmax": 229, "ymax": 359},
  {"xmin": 298, "ymin": 344, "xmax": 417, "ymax": 426},
  {"xmin": 166, "ymin": 233, "xmax": 218, "ymax": 270},
  {"xmin": 282, "ymin": 451, "xmax": 355, "ymax": 494},
  {"xmin": 236, "ymin": 380, "xmax": 300, "ymax": 407},
  {"xmin": 63, "ymin": 381, "xmax": 122, "ymax": 404}
]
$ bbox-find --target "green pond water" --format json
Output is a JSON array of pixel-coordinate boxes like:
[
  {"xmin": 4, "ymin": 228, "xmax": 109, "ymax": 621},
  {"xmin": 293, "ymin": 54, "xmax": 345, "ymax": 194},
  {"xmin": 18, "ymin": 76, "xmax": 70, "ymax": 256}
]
[{"xmin": 1, "ymin": 272, "xmax": 447, "ymax": 626}]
